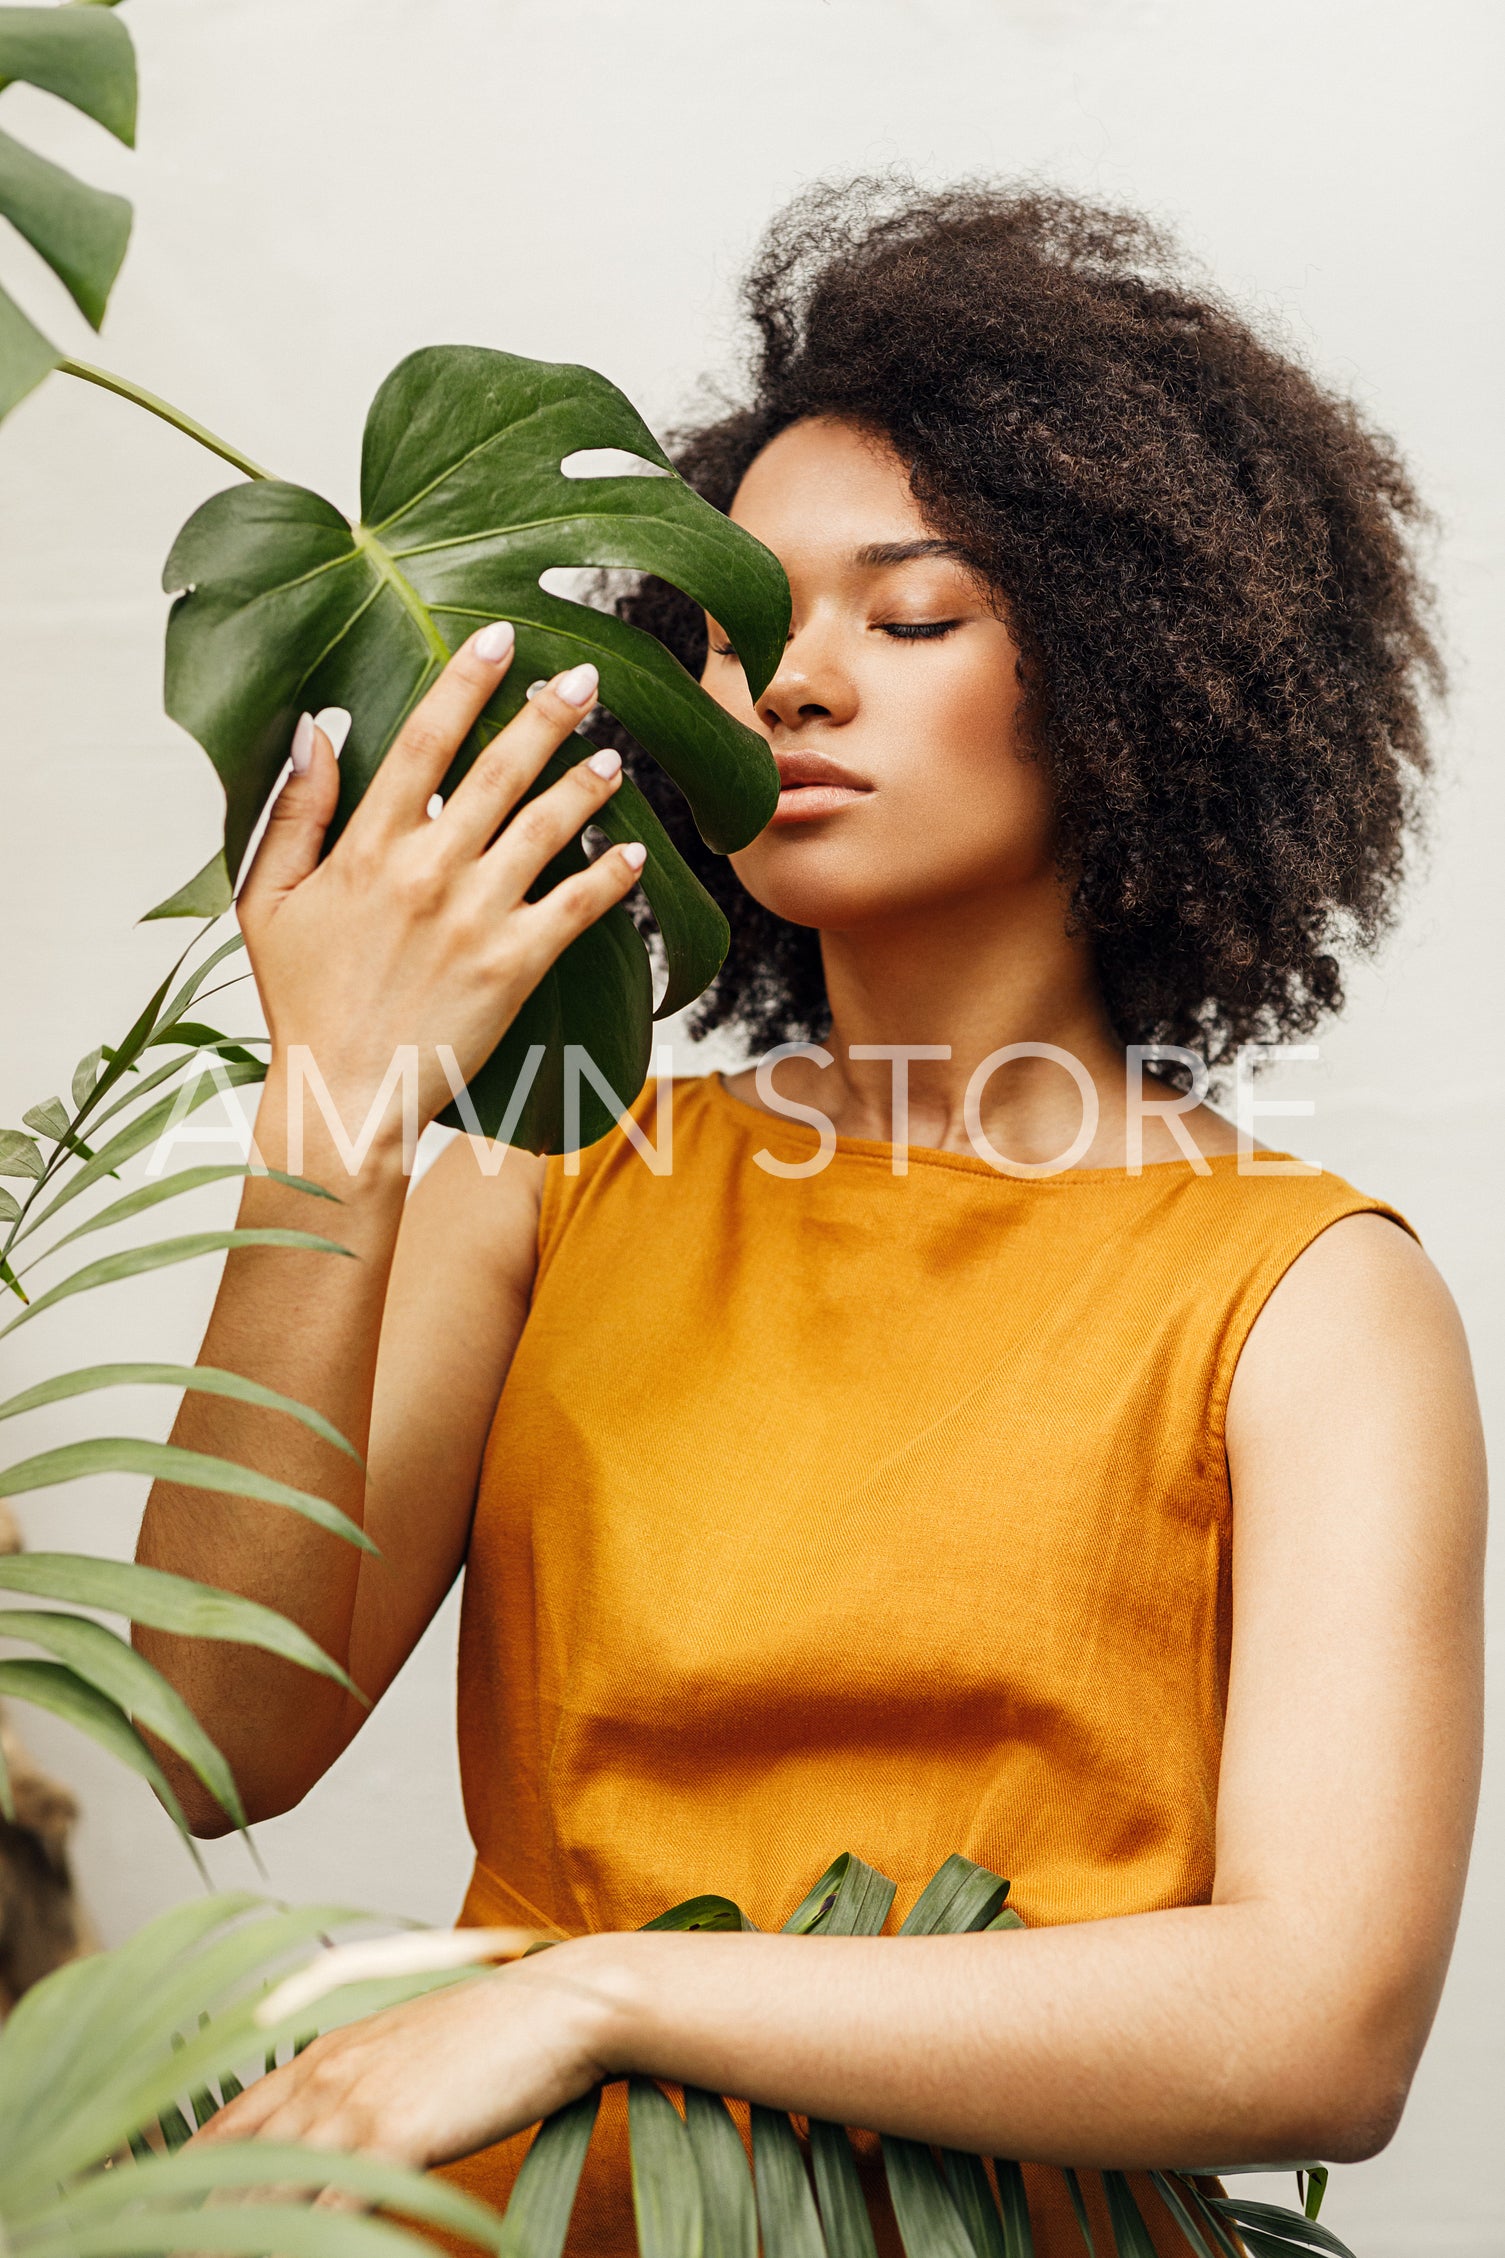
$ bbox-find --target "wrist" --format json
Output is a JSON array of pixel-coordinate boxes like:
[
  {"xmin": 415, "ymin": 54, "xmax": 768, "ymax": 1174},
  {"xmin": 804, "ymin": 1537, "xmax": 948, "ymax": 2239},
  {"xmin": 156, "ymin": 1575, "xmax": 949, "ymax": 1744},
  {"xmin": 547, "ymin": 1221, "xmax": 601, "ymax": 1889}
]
[
  {"xmin": 553, "ymin": 1934, "xmax": 659, "ymax": 2083},
  {"xmin": 255, "ymin": 1055, "xmax": 419, "ymax": 1192}
]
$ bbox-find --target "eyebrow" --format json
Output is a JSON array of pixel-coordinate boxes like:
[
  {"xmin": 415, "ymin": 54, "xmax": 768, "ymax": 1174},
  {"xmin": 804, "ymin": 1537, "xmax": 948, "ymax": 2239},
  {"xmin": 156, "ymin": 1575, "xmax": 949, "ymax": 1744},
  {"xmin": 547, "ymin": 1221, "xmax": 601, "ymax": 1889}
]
[{"xmin": 851, "ymin": 537, "xmax": 965, "ymax": 569}]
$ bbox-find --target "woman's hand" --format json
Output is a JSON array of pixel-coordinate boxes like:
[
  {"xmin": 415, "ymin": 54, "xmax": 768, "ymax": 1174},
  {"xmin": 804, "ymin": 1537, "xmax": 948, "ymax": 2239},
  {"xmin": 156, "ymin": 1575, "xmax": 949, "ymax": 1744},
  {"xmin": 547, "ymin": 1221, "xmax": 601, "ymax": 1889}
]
[
  {"xmin": 239, "ymin": 625, "xmax": 643, "ymax": 1152},
  {"xmin": 192, "ymin": 1944, "xmax": 617, "ymax": 2169}
]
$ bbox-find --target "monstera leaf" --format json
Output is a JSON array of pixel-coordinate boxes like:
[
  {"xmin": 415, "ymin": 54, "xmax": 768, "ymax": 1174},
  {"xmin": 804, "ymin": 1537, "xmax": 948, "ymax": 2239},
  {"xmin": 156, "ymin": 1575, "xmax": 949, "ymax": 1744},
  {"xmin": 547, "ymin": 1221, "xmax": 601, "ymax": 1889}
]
[
  {"xmin": 0, "ymin": 0, "xmax": 135, "ymax": 419},
  {"xmin": 155, "ymin": 344, "xmax": 788, "ymax": 1151}
]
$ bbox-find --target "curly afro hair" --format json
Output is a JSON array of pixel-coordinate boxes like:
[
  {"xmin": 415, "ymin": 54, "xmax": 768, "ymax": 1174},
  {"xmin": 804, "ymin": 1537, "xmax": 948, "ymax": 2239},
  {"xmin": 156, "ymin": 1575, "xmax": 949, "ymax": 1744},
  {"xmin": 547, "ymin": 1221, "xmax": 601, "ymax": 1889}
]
[{"xmin": 591, "ymin": 179, "xmax": 1440, "ymax": 1069}]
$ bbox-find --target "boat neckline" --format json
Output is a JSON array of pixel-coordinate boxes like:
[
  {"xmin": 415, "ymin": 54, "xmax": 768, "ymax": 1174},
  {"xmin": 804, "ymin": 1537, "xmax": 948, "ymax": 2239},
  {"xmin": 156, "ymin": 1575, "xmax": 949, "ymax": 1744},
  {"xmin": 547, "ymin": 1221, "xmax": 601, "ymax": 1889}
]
[{"xmin": 698, "ymin": 1070, "xmax": 1296, "ymax": 1185}]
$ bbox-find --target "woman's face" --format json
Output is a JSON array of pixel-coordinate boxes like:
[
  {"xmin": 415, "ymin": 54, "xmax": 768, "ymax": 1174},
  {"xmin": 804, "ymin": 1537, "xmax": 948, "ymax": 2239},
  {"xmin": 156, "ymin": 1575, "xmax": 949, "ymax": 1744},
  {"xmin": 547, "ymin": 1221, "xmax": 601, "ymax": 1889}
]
[{"xmin": 703, "ymin": 417, "xmax": 1056, "ymax": 931}]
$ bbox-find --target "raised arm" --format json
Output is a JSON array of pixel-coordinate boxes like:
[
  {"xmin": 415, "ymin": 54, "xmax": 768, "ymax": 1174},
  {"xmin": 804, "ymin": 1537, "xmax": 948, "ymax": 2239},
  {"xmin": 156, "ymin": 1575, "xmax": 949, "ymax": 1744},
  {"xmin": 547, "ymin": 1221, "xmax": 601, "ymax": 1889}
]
[
  {"xmin": 134, "ymin": 632, "xmax": 644, "ymax": 1832},
  {"xmin": 196, "ymin": 1209, "xmax": 1486, "ymax": 2169}
]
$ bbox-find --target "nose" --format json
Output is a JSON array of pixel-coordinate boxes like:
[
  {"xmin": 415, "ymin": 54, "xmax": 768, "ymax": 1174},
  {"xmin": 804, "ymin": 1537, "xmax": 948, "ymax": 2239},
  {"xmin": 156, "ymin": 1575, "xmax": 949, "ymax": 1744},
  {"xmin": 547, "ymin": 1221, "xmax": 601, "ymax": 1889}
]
[{"xmin": 758, "ymin": 617, "xmax": 858, "ymax": 733}]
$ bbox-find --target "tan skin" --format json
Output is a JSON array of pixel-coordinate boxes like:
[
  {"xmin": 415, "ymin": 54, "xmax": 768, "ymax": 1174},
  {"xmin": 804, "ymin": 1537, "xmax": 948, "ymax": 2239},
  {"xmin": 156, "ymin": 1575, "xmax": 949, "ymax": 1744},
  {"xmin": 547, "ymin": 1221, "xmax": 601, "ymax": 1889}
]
[{"xmin": 136, "ymin": 417, "xmax": 1486, "ymax": 2173}]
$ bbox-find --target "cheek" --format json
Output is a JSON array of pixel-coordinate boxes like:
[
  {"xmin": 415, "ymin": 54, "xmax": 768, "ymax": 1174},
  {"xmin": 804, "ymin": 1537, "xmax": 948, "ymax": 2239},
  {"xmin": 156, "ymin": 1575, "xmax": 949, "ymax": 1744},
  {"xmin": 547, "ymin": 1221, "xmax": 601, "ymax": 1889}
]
[
  {"xmin": 730, "ymin": 658, "xmax": 1056, "ymax": 928},
  {"xmin": 698, "ymin": 659, "xmax": 761, "ymax": 729},
  {"xmin": 884, "ymin": 648, "xmax": 1052, "ymax": 854}
]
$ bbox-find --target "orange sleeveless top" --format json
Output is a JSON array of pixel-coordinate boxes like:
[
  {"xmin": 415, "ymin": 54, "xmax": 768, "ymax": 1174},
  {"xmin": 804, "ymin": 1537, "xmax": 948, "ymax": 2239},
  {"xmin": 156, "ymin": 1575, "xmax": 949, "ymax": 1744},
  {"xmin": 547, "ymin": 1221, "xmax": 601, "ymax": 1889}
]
[{"xmin": 442, "ymin": 1073, "xmax": 1405, "ymax": 2254}]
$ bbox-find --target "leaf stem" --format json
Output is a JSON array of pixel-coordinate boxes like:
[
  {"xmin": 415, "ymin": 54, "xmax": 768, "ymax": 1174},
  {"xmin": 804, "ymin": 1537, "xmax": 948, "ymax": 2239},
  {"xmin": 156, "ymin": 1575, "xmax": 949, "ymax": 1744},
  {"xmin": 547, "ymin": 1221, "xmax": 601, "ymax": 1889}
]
[
  {"xmin": 57, "ymin": 358, "xmax": 272, "ymax": 482},
  {"xmin": 353, "ymin": 523, "xmax": 453, "ymax": 669}
]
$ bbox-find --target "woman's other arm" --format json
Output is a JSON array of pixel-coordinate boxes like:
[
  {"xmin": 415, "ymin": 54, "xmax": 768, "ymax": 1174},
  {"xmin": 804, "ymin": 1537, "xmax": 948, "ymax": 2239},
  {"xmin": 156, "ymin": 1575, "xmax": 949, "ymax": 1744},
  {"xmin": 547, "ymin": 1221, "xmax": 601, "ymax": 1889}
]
[
  {"xmin": 194, "ymin": 1209, "xmax": 1487, "ymax": 2168},
  {"xmin": 134, "ymin": 632, "xmax": 643, "ymax": 1831}
]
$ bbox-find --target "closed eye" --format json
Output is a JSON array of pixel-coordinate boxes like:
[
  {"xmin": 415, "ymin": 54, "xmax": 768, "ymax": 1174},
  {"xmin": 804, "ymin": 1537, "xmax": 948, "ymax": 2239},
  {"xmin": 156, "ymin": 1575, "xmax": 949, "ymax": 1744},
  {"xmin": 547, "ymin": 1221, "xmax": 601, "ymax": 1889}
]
[{"xmin": 879, "ymin": 620, "xmax": 963, "ymax": 640}]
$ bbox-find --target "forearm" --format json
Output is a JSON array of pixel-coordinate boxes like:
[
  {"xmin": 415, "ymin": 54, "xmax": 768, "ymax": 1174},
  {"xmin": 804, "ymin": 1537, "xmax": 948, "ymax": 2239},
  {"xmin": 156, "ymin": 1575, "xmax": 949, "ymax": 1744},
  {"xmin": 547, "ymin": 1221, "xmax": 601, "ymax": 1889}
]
[
  {"xmin": 579, "ymin": 1903, "xmax": 1408, "ymax": 2167},
  {"xmin": 134, "ymin": 1063, "xmax": 409, "ymax": 1822}
]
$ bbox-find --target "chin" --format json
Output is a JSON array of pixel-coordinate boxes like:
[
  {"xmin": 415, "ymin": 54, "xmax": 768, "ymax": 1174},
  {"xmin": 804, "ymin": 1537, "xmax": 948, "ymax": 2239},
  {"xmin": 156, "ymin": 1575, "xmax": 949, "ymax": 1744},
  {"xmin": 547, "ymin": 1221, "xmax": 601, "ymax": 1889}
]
[
  {"xmin": 728, "ymin": 834, "xmax": 872, "ymax": 927},
  {"xmin": 732, "ymin": 816, "xmax": 1061, "ymax": 932},
  {"xmin": 729, "ymin": 843, "xmax": 944, "ymax": 932}
]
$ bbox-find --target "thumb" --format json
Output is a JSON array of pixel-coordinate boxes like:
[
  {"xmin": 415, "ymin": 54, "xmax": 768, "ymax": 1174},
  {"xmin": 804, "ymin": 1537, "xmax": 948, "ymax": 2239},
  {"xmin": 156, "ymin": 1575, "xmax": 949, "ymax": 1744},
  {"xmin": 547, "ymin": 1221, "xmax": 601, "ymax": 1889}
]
[{"xmin": 239, "ymin": 712, "xmax": 340, "ymax": 915}]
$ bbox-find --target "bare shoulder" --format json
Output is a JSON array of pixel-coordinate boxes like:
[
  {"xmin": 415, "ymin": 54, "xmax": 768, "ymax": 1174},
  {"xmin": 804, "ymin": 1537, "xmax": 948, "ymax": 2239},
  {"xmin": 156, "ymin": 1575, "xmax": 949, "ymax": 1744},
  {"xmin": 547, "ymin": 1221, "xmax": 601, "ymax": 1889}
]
[
  {"xmin": 1238, "ymin": 1210, "xmax": 1464, "ymax": 1380},
  {"xmin": 401, "ymin": 1133, "xmax": 547, "ymax": 1270},
  {"xmin": 385, "ymin": 1136, "xmax": 547, "ymax": 1356},
  {"xmin": 1228, "ymin": 1209, "xmax": 1484, "ymax": 1516},
  {"xmin": 370, "ymin": 1134, "xmax": 548, "ymax": 1504}
]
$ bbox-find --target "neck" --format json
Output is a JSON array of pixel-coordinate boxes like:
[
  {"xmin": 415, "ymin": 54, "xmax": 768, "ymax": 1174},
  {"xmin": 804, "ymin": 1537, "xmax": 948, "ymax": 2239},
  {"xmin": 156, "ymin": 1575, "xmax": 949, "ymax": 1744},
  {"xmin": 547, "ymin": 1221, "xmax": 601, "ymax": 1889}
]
[{"xmin": 814, "ymin": 876, "xmax": 1124, "ymax": 1162}]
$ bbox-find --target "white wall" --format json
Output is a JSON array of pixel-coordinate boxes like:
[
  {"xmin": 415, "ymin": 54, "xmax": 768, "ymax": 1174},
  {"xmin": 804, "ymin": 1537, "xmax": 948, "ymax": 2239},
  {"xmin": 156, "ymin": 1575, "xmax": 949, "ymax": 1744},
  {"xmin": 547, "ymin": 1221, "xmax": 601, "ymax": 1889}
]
[{"xmin": 0, "ymin": 1, "xmax": 1500, "ymax": 2250}]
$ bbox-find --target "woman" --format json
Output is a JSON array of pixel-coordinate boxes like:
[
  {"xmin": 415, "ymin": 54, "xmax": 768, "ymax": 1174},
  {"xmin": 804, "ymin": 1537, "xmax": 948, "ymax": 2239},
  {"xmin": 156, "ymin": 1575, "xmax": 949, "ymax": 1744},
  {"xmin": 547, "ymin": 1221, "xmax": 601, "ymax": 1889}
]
[{"xmin": 138, "ymin": 187, "xmax": 1485, "ymax": 2253}]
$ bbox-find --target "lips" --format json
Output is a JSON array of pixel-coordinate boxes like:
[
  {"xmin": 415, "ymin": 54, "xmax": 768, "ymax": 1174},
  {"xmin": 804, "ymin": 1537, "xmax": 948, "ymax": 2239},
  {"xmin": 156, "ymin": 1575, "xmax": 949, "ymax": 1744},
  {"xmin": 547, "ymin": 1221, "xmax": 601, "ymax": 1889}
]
[{"xmin": 768, "ymin": 750, "xmax": 873, "ymax": 827}]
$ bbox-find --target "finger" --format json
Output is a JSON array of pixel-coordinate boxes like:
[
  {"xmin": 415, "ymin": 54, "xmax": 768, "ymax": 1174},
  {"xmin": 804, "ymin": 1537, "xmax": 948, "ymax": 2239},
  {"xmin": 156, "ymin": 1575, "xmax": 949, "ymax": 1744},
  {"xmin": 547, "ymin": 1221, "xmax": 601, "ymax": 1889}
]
[
  {"xmin": 313, "ymin": 2184, "xmax": 373, "ymax": 2212},
  {"xmin": 438, "ymin": 661, "xmax": 601, "ymax": 860},
  {"xmin": 238, "ymin": 715, "xmax": 338, "ymax": 919},
  {"xmin": 355, "ymin": 623, "xmax": 516, "ymax": 837},
  {"xmin": 189, "ymin": 2077, "xmax": 282, "ymax": 2144},
  {"xmin": 475, "ymin": 741, "xmax": 625, "ymax": 901},
  {"xmin": 513, "ymin": 838, "xmax": 647, "ymax": 967}
]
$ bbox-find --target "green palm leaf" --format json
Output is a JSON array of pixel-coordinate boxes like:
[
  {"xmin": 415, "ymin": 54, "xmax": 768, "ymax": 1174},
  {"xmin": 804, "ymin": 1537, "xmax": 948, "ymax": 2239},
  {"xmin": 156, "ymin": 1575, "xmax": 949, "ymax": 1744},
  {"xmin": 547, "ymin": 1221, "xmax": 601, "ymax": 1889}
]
[
  {"xmin": 752, "ymin": 2105, "xmax": 827, "ymax": 2258},
  {"xmin": 897, "ymin": 1853, "xmax": 1012, "ymax": 1938},
  {"xmin": 1149, "ymin": 2176, "xmax": 1220, "ymax": 2258},
  {"xmin": 785, "ymin": 1853, "xmax": 893, "ymax": 2258},
  {"xmin": 75, "ymin": 1040, "xmax": 253, "ymax": 1142},
  {"xmin": 41, "ymin": 2203, "xmax": 450, "ymax": 2258},
  {"xmin": 0, "ymin": 1359, "xmax": 359, "ymax": 1462},
  {"xmin": 0, "ymin": 1658, "xmax": 189, "ymax": 1836},
  {"xmin": 881, "ymin": 1858, "xmax": 1017, "ymax": 2258},
  {"xmin": 642, "ymin": 1893, "xmax": 755, "ymax": 1934},
  {"xmin": 38, "ymin": 1163, "xmax": 328, "ymax": 1260},
  {"xmin": 634, "ymin": 1891, "xmax": 763, "ymax": 2258},
  {"xmin": 1234, "ymin": 2234, "xmax": 1334, "ymax": 2258},
  {"xmin": 0, "ymin": 1607, "xmax": 244, "ymax": 1825},
  {"xmin": 942, "ymin": 2152, "xmax": 1009, "ymax": 2258},
  {"xmin": 783, "ymin": 1852, "xmax": 896, "ymax": 1939},
  {"xmin": 1103, "ymin": 2173, "xmax": 1159, "ymax": 2258},
  {"xmin": 1063, "ymin": 2168, "xmax": 1096, "ymax": 2255},
  {"xmin": 46, "ymin": 942, "xmax": 194, "ymax": 1155},
  {"xmin": 808, "ymin": 2121, "xmax": 878, "ymax": 2258},
  {"xmin": 992, "ymin": 2159, "xmax": 1034, "ymax": 2258},
  {"xmin": 883, "ymin": 2140, "xmax": 975, "ymax": 2258},
  {"xmin": 150, "ymin": 344, "xmax": 789, "ymax": 1149},
  {"xmin": 12, "ymin": 1057, "xmax": 268, "ymax": 1243},
  {"xmin": 0, "ymin": 1544, "xmax": 365, "ymax": 1698},
  {"xmin": 1213, "ymin": 2198, "xmax": 1355, "ymax": 2258},
  {"xmin": 16, "ymin": 2141, "xmax": 507, "ymax": 2258},
  {"xmin": 494, "ymin": 2088, "xmax": 602, "ymax": 2258},
  {"xmin": 0, "ymin": 1435, "xmax": 374, "ymax": 1551},
  {"xmin": 0, "ymin": 1127, "xmax": 44, "ymax": 1180},
  {"xmin": 2, "ymin": 1897, "xmax": 382, "ymax": 2191},
  {"xmin": 23, "ymin": 1096, "xmax": 75, "ymax": 1144},
  {"xmin": 684, "ymin": 2087, "xmax": 759, "ymax": 2258},
  {"xmin": 630, "ymin": 2077, "xmax": 706, "ymax": 2258},
  {"xmin": 0, "ymin": 1224, "xmax": 350, "ymax": 1337}
]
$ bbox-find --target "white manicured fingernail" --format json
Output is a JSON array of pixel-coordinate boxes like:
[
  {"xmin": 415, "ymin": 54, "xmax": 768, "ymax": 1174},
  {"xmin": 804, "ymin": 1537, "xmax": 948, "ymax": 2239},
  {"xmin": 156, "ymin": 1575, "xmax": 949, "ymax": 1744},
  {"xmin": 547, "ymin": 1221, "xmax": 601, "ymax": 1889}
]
[
  {"xmin": 525, "ymin": 679, "xmax": 548, "ymax": 701},
  {"xmin": 290, "ymin": 713, "xmax": 314, "ymax": 774},
  {"xmin": 586, "ymin": 748, "xmax": 621, "ymax": 779},
  {"xmin": 472, "ymin": 621, "xmax": 515, "ymax": 664},
  {"xmin": 620, "ymin": 841, "xmax": 647, "ymax": 870},
  {"xmin": 556, "ymin": 663, "xmax": 598, "ymax": 708}
]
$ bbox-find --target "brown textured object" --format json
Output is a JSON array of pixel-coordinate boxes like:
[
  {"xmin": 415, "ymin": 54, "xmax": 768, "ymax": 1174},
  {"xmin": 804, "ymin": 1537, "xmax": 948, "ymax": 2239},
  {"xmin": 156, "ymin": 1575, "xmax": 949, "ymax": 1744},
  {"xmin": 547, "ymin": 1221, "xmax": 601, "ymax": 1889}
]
[{"xmin": 0, "ymin": 1501, "xmax": 96, "ymax": 2016}]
